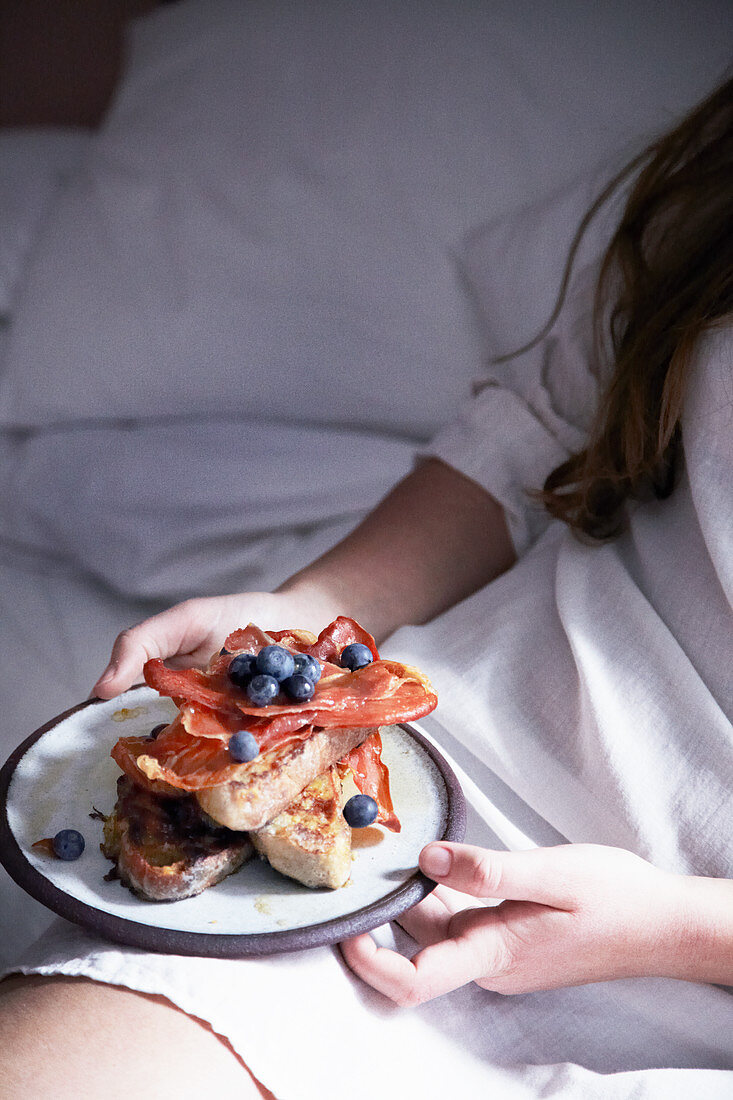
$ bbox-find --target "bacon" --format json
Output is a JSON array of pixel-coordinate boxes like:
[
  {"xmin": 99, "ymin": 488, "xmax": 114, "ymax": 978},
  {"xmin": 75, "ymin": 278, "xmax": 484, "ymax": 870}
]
[
  {"xmin": 179, "ymin": 704, "xmax": 232, "ymax": 740},
  {"xmin": 220, "ymin": 623, "xmax": 274, "ymax": 655},
  {"xmin": 224, "ymin": 616, "xmax": 378, "ymax": 665},
  {"xmin": 114, "ymin": 721, "xmax": 318, "ymax": 792},
  {"xmin": 116, "ymin": 618, "xmax": 437, "ymax": 805},
  {"xmin": 112, "ymin": 731, "xmax": 188, "ymax": 797},
  {"xmin": 144, "ymin": 657, "xmax": 436, "ymax": 732},
  {"xmin": 304, "ymin": 616, "xmax": 379, "ymax": 663},
  {"xmin": 143, "ymin": 662, "xmax": 242, "ymax": 717},
  {"xmin": 340, "ymin": 732, "xmax": 400, "ymax": 832}
]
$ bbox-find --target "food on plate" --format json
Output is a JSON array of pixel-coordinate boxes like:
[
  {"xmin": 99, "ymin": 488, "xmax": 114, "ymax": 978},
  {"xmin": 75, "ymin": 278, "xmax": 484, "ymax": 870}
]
[
  {"xmin": 103, "ymin": 617, "xmax": 437, "ymax": 899},
  {"xmin": 32, "ymin": 828, "xmax": 86, "ymax": 862},
  {"xmin": 101, "ymin": 776, "xmax": 253, "ymax": 902},
  {"xmin": 52, "ymin": 828, "xmax": 86, "ymax": 861},
  {"xmin": 342, "ymin": 794, "xmax": 378, "ymax": 829},
  {"xmin": 250, "ymin": 766, "xmax": 352, "ymax": 889}
]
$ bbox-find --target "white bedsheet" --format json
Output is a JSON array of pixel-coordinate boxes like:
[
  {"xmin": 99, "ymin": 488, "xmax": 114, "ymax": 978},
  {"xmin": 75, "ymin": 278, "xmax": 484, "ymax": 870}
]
[{"xmin": 0, "ymin": 420, "xmax": 415, "ymax": 600}]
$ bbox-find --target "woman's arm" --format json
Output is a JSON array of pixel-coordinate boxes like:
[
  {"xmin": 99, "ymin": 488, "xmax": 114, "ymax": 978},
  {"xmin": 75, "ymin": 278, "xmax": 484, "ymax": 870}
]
[
  {"xmin": 341, "ymin": 842, "xmax": 733, "ymax": 1005},
  {"xmin": 280, "ymin": 457, "xmax": 516, "ymax": 641},
  {"xmin": 94, "ymin": 458, "xmax": 515, "ymax": 696}
]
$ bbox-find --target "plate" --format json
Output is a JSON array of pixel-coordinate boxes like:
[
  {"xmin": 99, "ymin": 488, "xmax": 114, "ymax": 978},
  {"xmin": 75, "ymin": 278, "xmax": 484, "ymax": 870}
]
[{"xmin": 0, "ymin": 687, "xmax": 465, "ymax": 957}]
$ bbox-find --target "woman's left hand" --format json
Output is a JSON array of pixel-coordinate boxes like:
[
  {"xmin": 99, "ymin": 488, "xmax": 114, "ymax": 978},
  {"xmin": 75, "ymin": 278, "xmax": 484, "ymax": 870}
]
[{"xmin": 340, "ymin": 842, "xmax": 694, "ymax": 1005}]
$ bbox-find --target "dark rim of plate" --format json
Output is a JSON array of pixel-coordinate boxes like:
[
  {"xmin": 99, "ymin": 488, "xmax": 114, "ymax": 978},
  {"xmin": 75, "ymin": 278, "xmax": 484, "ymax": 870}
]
[{"xmin": 0, "ymin": 694, "xmax": 466, "ymax": 958}]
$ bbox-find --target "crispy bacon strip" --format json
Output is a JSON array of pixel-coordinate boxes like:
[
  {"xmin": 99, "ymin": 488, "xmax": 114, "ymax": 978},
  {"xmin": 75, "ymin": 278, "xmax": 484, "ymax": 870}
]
[
  {"xmin": 340, "ymin": 732, "xmax": 400, "ymax": 832},
  {"xmin": 114, "ymin": 721, "xmax": 318, "ymax": 792},
  {"xmin": 224, "ymin": 617, "xmax": 379, "ymax": 665},
  {"xmin": 143, "ymin": 658, "xmax": 436, "ymax": 735},
  {"xmin": 116, "ymin": 618, "xmax": 437, "ymax": 806}
]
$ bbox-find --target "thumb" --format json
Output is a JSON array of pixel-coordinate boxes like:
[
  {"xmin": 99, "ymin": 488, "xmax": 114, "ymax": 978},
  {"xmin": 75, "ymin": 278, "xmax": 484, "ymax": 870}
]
[
  {"xmin": 92, "ymin": 602, "xmax": 205, "ymax": 698},
  {"xmin": 419, "ymin": 842, "xmax": 576, "ymax": 909}
]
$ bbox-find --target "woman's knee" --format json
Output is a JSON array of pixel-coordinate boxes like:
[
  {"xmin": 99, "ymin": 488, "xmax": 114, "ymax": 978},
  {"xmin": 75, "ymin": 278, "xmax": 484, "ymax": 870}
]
[{"xmin": 0, "ymin": 973, "xmax": 274, "ymax": 1099}]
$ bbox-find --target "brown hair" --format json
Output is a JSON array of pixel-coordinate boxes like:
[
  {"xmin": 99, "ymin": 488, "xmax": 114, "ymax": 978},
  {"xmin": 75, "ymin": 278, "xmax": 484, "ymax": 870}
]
[{"xmin": 532, "ymin": 75, "xmax": 733, "ymax": 540}]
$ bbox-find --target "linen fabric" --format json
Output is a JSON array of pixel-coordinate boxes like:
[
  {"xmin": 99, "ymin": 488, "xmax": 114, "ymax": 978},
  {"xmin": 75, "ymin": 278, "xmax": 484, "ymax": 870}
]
[
  {"xmin": 0, "ymin": 128, "xmax": 90, "ymax": 318},
  {"xmin": 0, "ymin": 421, "xmax": 415, "ymax": 600},
  {"xmin": 1, "ymin": 0, "xmax": 731, "ymax": 431},
  {"xmin": 4, "ymin": 242, "xmax": 732, "ymax": 1099}
]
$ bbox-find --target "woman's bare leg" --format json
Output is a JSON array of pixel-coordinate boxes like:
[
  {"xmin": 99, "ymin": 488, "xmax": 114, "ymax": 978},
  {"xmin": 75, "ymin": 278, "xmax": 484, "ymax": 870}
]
[{"xmin": 0, "ymin": 974, "xmax": 277, "ymax": 1099}]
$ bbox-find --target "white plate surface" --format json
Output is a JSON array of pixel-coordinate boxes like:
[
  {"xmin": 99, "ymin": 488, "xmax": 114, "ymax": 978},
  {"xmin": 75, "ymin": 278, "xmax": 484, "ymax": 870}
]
[{"xmin": 0, "ymin": 687, "xmax": 464, "ymax": 955}]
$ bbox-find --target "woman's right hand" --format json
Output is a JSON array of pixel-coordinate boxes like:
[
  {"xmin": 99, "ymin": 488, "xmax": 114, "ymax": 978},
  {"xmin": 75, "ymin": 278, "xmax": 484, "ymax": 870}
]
[{"xmin": 92, "ymin": 587, "xmax": 340, "ymax": 700}]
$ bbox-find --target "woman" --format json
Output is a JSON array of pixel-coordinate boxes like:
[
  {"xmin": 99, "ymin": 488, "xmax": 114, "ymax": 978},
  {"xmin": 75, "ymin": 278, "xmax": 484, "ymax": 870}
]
[{"xmin": 1, "ymin": 78, "xmax": 731, "ymax": 1099}]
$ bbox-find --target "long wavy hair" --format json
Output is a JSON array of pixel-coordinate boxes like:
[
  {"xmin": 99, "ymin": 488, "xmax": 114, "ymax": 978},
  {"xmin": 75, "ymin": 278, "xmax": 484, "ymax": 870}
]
[{"xmin": 531, "ymin": 75, "xmax": 733, "ymax": 540}]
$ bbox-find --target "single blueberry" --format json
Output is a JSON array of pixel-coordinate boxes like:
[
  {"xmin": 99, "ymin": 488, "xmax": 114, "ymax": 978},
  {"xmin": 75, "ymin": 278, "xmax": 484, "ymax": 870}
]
[
  {"xmin": 246, "ymin": 673, "xmax": 279, "ymax": 707},
  {"xmin": 343, "ymin": 795, "xmax": 378, "ymax": 828},
  {"xmin": 293, "ymin": 653, "xmax": 322, "ymax": 683},
  {"xmin": 339, "ymin": 642, "xmax": 374, "ymax": 671},
  {"xmin": 256, "ymin": 645, "xmax": 295, "ymax": 682},
  {"xmin": 229, "ymin": 730, "xmax": 260, "ymax": 762},
  {"xmin": 148, "ymin": 723, "xmax": 167, "ymax": 741},
  {"xmin": 282, "ymin": 673, "xmax": 316, "ymax": 702},
  {"xmin": 52, "ymin": 828, "xmax": 85, "ymax": 861},
  {"xmin": 228, "ymin": 652, "xmax": 257, "ymax": 688}
]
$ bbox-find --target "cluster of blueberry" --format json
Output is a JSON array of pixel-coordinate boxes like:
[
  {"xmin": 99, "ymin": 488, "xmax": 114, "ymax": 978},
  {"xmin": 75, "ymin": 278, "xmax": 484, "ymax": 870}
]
[
  {"xmin": 225, "ymin": 641, "xmax": 374, "ymax": 764},
  {"xmin": 225, "ymin": 641, "xmax": 379, "ymax": 826},
  {"xmin": 224, "ymin": 644, "xmax": 321, "ymax": 763},
  {"xmin": 228, "ymin": 644, "xmax": 323, "ymax": 707}
]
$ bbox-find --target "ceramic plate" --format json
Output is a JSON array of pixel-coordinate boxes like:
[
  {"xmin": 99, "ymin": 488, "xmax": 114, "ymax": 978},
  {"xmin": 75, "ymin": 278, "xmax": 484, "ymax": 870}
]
[{"xmin": 0, "ymin": 687, "xmax": 465, "ymax": 956}]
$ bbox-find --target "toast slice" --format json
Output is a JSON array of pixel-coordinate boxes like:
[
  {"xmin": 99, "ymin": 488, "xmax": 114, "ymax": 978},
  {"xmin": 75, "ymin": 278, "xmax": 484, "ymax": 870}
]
[
  {"xmin": 195, "ymin": 723, "xmax": 377, "ymax": 831},
  {"xmin": 102, "ymin": 776, "xmax": 253, "ymax": 902},
  {"xmin": 102, "ymin": 768, "xmax": 353, "ymax": 898},
  {"xmin": 251, "ymin": 765, "xmax": 352, "ymax": 889}
]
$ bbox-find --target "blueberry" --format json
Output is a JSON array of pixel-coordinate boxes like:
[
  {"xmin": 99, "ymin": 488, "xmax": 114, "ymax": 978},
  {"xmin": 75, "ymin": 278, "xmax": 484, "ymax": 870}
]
[
  {"xmin": 292, "ymin": 653, "xmax": 322, "ymax": 683},
  {"xmin": 246, "ymin": 673, "xmax": 279, "ymax": 707},
  {"xmin": 229, "ymin": 730, "xmax": 260, "ymax": 762},
  {"xmin": 339, "ymin": 643, "xmax": 373, "ymax": 671},
  {"xmin": 282, "ymin": 673, "xmax": 316, "ymax": 702},
  {"xmin": 149, "ymin": 723, "xmax": 167, "ymax": 740},
  {"xmin": 228, "ymin": 652, "xmax": 257, "ymax": 688},
  {"xmin": 52, "ymin": 828, "xmax": 85, "ymax": 861},
  {"xmin": 343, "ymin": 795, "xmax": 378, "ymax": 828},
  {"xmin": 256, "ymin": 645, "xmax": 295, "ymax": 682}
]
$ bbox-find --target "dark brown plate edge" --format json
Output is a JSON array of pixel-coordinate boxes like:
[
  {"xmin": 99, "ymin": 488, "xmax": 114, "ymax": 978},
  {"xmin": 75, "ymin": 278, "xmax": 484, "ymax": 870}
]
[{"xmin": 0, "ymin": 698, "xmax": 466, "ymax": 958}]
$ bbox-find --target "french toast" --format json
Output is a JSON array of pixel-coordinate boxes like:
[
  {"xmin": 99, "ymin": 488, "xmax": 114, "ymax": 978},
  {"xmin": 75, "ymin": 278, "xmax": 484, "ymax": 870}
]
[
  {"xmin": 104, "ymin": 616, "xmax": 438, "ymax": 900},
  {"xmin": 194, "ymin": 723, "xmax": 377, "ymax": 831},
  {"xmin": 101, "ymin": 776, "xmax": 253, "ymax": 901},
  {"xmin": 102, "ymin": 768, "xmax": 352, "ymax": 897},
  {"xmin": 251, "ymin": 765, "xmax": 352, "ymax": 889}
]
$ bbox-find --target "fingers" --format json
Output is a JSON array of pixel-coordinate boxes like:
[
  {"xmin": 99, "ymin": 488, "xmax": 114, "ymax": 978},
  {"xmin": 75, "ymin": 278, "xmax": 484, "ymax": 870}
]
[
  {"xmin": 397, "ymin": 884, "xmax": 478, "ymax": 947},
  {"xmin": 419, "ymin": 843, "xmax": 577, "ymax": 909},
  {"xmin": 92, "ymin": 601, "xmax": 213, "ymax": 698},
  {"xmin": 341, "ymin": 907, "xmax": 507, "ymax": 1007}
]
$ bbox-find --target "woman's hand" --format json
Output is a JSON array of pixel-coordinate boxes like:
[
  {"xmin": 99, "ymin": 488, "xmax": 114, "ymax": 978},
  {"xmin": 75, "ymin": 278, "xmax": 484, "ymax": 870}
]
[
  {"xmin": 340, "ymin": 842, "xmax": 730, "ymax": 1006},
  {"xmin": 92, "ymin": 459, "xmax": 516, "ymax": 700},
  {"xmin": 92, "ymin": 588, "xmax": 341, "ymax": 699}
]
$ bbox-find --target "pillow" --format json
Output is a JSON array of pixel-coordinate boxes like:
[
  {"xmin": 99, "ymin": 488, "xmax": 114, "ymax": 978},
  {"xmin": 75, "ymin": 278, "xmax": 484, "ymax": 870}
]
[
  {"xmin": 1, "ymin": 0, "xmax": 729, "ymax": 434},
  {"xmin": 0, "ymin": 0, "xmax": 486, "ymax": 436},
  {"xmin": 0, "ymin": 128, "xmax": 90, "ymax": 318},
  {"xmin": 0, "ymin": 418, "xmax": 417, "ymax": 600},
  {"xmin": 1, "ymin": 0, "xmax": 726, "ymax": 431}
]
